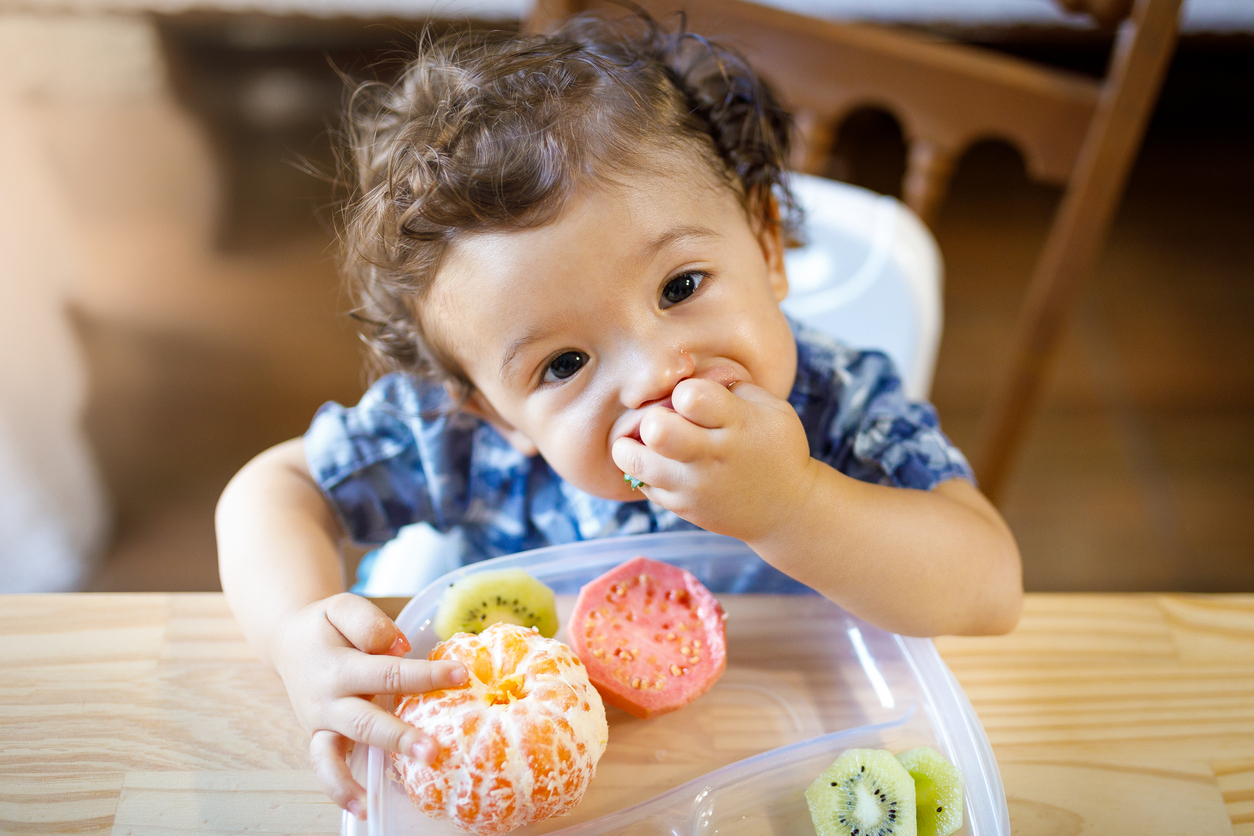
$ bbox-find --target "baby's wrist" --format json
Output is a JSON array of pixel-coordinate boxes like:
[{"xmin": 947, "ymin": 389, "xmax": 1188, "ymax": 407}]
[
  {"xmin": 269, "ymin": 599, "xmax": 322, "ymax": 680},
  {"xmin": 745, "ymin": 458, "xmax": 829, "ymax": 554},
  {"xmin": 268, "ymin": 611, "xmax": 299, "ymax": 681}
]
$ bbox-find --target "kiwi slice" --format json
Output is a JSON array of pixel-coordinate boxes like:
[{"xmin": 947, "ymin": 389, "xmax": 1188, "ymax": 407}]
[
  {"xmin": 432, "ymin": 568, "xmax": 559, "ymax": 640},
  {"xmin": 805, "ymin": 748, "xmax": 917, "ymax": 836},
  {"xmin": 896, "ymin": 747, "xmax": 963, "ymax": 836}
]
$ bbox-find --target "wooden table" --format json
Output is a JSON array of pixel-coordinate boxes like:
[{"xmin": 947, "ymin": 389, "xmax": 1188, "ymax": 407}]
[{"xmin": 1, "ymin": 593, "xmax": 1251, "ymax": 835}]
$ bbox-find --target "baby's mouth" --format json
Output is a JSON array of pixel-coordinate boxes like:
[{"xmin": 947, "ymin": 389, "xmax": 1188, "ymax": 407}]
[
  {"xmin": 618, "ymin": 419, "xmax": 643, "ymax": 447},
  {"xmin": 694, "ymin": 364, "xmax": 743, "ymax": 390}
]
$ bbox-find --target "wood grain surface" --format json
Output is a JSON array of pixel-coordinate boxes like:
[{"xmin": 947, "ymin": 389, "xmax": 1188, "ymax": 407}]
[
  {"xmin": 934, "ymin": 594, "xmax": 1254, "ymax": 836},
  {"xmin": 1, "ymin": 593, "xmax": 1251, "ymax": 835}
]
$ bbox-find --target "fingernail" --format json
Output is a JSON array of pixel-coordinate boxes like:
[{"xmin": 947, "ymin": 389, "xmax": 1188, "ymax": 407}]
[
  {"xmin": 412, "ymin": 740, "xmax": 437, "ymax": 764},
  {"xmin": 347, "ymin": 799, "xmax": 364, "ymax": 819},
  {"xmin": 387, "ymin": 632, "xmax": 411, "ymax": 657},
  {"xmin": 448, "ymin": 665, "xmax": 468, "ymax": 685}
]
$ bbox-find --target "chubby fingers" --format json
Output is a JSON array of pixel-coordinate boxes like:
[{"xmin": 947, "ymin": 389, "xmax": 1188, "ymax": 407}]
[
  {"xmin": 638, "ymin": 405, "xmax": 711, "ymax": 463},
  {"xmin": 612, "ymin": 398, "xmax": 706, "ymax": 490},
  {"xmin": 324, "ymin": 592, "xmax": 412, "ymax": 656},
  {"xmin": 613, "ymin": 435, "xmax": 667, "ymax": 493},
  {"xmin": 723, "ymin": 379, "xmax": 794, "ymax": 414},
  {"xmin": 615, "ymin": 377, "xmax": 744, "ymax": 476},
  {"xmin": 322, "ymin": 648, "xmax": 467, "ymax": 763},
  {"xmin": 310, "ymin": 730, "xmax": 366, "ymax": 818},
  {"xmin": 671, "ymin": 377, "xmax": 741, "ymax": 429},
  {"xmin": 326, "ymin": 693, "xmax": 443, "ymax": 763},
  {"xmin": 338, "ymin": 651, "xmax": 468, "ymax": 698}
]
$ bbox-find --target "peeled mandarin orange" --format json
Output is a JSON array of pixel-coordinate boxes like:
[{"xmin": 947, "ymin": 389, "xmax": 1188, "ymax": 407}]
[{"xmin": 393, "ymin": 622, "xmax": 609, "ymax": 835}]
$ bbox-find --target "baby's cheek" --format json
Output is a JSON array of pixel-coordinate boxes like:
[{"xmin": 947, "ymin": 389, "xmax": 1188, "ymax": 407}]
[
  {"xmin": 541, "ymin": 437, "xmax": 624, "ymax": 498},
  {"xmin": 532, "ymin": 402, "xmax": 629, "ymax": 498}
]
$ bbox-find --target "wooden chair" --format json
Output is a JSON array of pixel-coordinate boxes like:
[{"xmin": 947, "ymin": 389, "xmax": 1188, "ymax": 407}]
[{"xmin": 527, "ymin": 0, "xmax": 1183, "ymax": 503}]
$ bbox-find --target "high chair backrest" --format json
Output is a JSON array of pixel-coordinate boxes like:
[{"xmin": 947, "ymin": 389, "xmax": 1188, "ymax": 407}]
[
  {"xmin": 782, "ymin": 173, "xmax": 942, "ymax": 402},
  {"xmin": 527, "ymin": 0, "xmax": 1183, "ymax": 501}
]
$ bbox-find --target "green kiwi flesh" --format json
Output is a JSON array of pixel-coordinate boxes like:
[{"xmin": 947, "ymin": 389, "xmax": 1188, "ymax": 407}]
[
  {"xmin": 433, "ymin": 569, "xmax": 559, "ymax": 641},
  {"xmin": 805, "ymin": 748, "xmax": 917, "ymax": 836},
  {"xmin": 896, "ymin": 747, "xmax": 963, "ymax": 836}
]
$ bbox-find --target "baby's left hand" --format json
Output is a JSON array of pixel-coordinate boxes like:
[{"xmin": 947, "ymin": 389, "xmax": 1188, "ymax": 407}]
[{"xmin": 611, "ymin": 378, "xmax": 819, "ymax": 543}]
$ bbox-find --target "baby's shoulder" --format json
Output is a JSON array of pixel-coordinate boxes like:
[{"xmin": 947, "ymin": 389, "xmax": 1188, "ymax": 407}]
[
  {"xmin": 347, "ymin": 373, "xmax": 478, "ymax": 432},
  {"xmin": 790, "ymin": 323, "xmax": 901, "ymax": 403}
]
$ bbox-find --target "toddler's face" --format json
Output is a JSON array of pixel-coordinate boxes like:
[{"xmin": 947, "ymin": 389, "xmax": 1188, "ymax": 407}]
[{"xmin": 425, "ymin": 155, "xmax": 797, "ymax": 502}]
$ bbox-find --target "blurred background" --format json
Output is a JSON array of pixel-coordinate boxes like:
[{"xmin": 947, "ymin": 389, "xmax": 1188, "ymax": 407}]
[{"xmin": 0, "ymin": 0, "xmax": 1249, "ymax": 594}]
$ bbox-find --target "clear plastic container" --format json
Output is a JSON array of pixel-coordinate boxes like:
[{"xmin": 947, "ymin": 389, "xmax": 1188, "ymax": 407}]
[{"xmin": 343, "ymin": 531, "xmax": 1009, "ymax": 836}]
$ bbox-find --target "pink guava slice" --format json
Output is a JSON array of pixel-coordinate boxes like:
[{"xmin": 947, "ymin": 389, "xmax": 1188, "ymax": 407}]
[{"xmin": 567, "ymin": 556, "xmax": 727, "ymax": 718}]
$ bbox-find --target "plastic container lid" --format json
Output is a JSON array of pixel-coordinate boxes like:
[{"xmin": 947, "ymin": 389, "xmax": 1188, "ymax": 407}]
[{"xmin": 343, "ymin": 531, "xmax": 1009, "ymax": 835}]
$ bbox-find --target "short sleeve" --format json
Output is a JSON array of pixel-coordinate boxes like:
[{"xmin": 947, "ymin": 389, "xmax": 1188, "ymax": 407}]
[
  {"xmin": 304, "ymin": 374, "xmax": 481, "ymax": 545},
  {"xmin": 791, "ymin": 327, "xmax": 974, "ymax": 491}
]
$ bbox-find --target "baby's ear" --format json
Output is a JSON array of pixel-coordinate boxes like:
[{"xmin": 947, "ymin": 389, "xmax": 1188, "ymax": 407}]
[
  {"xmin": 749, "ymin": 188, "xmax": 789, "ymax": 303},
  {"xmin": 460, "ymin": 390, "xmax": 540, "ymax": 458}
]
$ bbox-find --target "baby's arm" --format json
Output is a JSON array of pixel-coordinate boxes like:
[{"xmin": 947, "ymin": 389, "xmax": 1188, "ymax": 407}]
[
  {"xmin": 750, "ymin": 470, "xmax": 1021, "ymax": 636},
  {"xmin": 611, "ymin": 380, "xmax": 1022, "ymax": 637},
  {"xmin": 215, "ymin": 438, "xmax": 467, "ymax": 816}
]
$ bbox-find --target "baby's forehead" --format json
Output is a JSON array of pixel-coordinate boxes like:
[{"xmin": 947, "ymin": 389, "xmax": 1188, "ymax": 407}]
[
  {"xmin": 452, "ymin": 156, "xmax": 744, "ymax": 265},
  {"xmin": 535, "ymin": 146, "xmax": 752, "ymax": 246},
  {"xmin": 591, "ymin": 142, "xmax": 741, "ymax": 199},
  {"xmin": 424, "ymin": 157, "xmax": 756, "ymax": 356}
]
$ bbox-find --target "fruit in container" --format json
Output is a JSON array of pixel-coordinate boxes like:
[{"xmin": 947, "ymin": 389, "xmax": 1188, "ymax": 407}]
[
  {"xmin": 432, "ymin": 568, "xmax": 559, "ymax": 641},
  {"xmin": 566, "ymin": 555, "xmax": 727, "ymax": 719},
  {"xmin": 896, "ymin": 746, "xmax": 963, "ymax": 836},
  {"xmin": 393, "ymin": 622, "xmax": 608, "ymax": 835},
  {"xmin": 805, "ymin": 747, "xmax": 917, "ymax": 836}
]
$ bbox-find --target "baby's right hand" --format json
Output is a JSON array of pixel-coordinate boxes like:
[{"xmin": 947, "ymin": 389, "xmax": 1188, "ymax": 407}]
[{"xmin": 272, "ymin": 592, "xmax": 467, "ymax": 818}]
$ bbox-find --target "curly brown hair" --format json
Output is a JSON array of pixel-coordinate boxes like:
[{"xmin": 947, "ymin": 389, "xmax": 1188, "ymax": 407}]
[{"xmin": 340, "ymin": 11, "xmax": 799, "ymax": 397}]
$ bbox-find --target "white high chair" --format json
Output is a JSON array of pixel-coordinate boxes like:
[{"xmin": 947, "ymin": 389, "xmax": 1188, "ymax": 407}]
[
  {"xmin": 781, "ymin": 172, "xmax": 942, "ymax": 401},
  {"xmin": 353, "ymin": 173, "xmax": 943, "ymax": 596}
]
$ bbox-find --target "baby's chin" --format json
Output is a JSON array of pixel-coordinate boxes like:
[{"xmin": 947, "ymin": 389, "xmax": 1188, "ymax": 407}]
[
  {"xmin": 556, "ymin": 466, "xmax": 649, "ymax": 504},
  {"xmin": 599, "ymin": 477, "xmax": 651, "ymax": 504}
]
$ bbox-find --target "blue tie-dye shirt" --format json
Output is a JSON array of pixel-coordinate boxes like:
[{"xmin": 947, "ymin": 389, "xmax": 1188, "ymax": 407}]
[{"xmin": 305, "ymin": 319, "xmax": 973, "ymax": 567}]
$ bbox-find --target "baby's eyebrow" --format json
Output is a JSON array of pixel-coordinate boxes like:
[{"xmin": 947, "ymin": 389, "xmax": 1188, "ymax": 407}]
[
  {"xmin": 500, "ymin": 327, "xmax": 552, "ymax": 382},
  {"xmin": 639, "ymin": 225, "xmax": 720, "ymax": 264}
]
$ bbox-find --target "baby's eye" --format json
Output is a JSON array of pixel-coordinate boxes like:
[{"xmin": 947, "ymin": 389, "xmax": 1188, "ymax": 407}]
[
  {"xmin": 543, "ymin": 350, "xmax": 588, "ymax": 383},
  {"xmin": 660, "ymin": 271, "xmax": 705, "ymax": 309}
]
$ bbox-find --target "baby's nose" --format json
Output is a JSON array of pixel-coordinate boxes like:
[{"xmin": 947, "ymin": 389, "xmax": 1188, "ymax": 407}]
[{"xmin": 622, "ymin": 345, "xmax": 695, "ymax": 409}]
